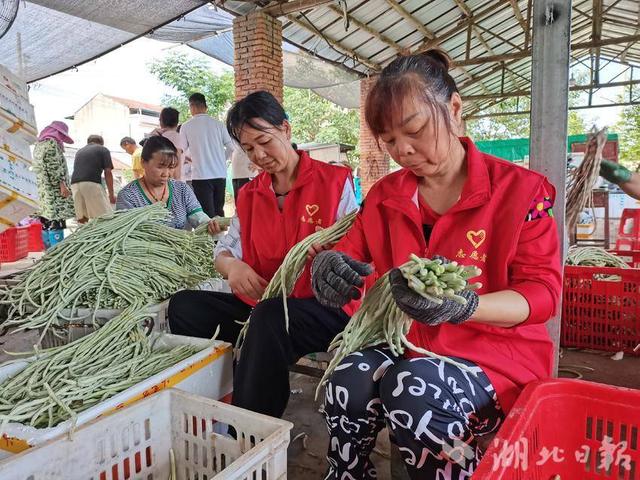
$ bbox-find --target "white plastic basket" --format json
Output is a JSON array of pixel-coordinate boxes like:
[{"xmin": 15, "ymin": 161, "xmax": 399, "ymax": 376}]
[
  {"xmin": 36, "ymin": 300, "xmax": 171, "ymax": 348},
  {"xmin": 0, "ymin": 334, "xmax": 233, "ymax": 459},
  {"xmin": 0, "ymin": 388, "xmax": 293, "ymax": 480}
]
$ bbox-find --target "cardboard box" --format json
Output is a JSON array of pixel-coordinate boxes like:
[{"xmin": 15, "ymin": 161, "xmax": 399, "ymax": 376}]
[{"xmin": 0, "ymin": 64, "xmax": 28, "ymax": 99}]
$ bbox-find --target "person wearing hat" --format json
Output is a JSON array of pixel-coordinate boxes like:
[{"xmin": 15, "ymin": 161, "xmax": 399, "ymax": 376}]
[{"xmin": 32, "ymin": 121, "xmax": 76, "ymax": 238}]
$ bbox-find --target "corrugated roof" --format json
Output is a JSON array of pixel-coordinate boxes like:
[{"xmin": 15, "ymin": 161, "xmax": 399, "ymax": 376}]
[{"xmin": 220, "ymin": 0, "xmax": 640, "ymax": 117}]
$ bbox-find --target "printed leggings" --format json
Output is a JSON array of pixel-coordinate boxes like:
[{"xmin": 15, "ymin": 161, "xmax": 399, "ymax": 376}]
[{"xmin": 323, "ymin": 348, "xmax": 504, "ymax": 480}]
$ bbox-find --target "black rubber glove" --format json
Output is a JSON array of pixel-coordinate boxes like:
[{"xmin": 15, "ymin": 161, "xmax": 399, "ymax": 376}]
[
  {"xmin": 388, "ymin": 268, "xmax": 479, "ymax": 326},
  {"xmin": 311, "ymin": 251, "xmax": 373, "ymax": 308}
]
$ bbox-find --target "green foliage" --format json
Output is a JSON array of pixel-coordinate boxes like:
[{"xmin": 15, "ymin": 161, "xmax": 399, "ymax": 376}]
[
  {"xmin": 148, "ymin": 52, "xmax": 234, "ymax": 122},
  {"xmin": 466, "ymin": 98, "xmax": 531, "ymax": 140},
  {"xmin": 616, "ymin": 101, "xmax": 640, "ymax": 170},
  {"xmin": 283, "ymin": 87, "xmax": 359, "ymax": 148},
  {"xmin": 148, "ymin": 54, "xmax": 360, "ymax": 158}
]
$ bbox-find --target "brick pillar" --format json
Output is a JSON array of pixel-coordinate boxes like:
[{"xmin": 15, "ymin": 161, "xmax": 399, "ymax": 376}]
[
  {"xmin": 359, "ymin": 76, "xmax": 388, "ymax": 195},
  {"xmin": 233, "ymin": 12, "xmax": 283, "ymax": 103}
]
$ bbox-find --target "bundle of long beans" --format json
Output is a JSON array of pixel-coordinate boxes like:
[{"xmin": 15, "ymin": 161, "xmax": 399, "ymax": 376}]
[
  {"xmin": 1, "ymin": 205, "xmax": 217, "ymax": 341},
  {"xmin": 236, "ymin": 210, "xmax": 358, "ymax": 348},
  {"xmin": 317, "ymin": 255, "xmax": 482, "ymax": 397},
  {"xmin": 566, "ymin": 246, "xmax": 629, "ymax": 268},
  {"xmin": 566, "ymin": 127, "xmax": 608, "ymax": 233},
  {"xmin": 0, "ymin": 305, "xmax": 206, "ymax": 429}
]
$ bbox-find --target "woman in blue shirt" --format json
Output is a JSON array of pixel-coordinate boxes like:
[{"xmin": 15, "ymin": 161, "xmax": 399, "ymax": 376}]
[{"xmin": 116, "ymin": 135, "xmax": 216, "ymax": 232}]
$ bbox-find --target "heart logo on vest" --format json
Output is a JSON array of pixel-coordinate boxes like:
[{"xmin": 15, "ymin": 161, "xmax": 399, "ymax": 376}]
[
  {"xmin": 305, "ymin": 204, "xmax": 319, "ymax": 217},
  {"xmin": 466, "ymin": 229, "xmax": 486, "ymax": 249}
]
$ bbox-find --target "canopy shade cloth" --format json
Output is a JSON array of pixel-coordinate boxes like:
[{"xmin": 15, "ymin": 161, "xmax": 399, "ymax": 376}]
[{"xmin": 0, "ymin": 1, "xmax": 359, "ymax": 108}]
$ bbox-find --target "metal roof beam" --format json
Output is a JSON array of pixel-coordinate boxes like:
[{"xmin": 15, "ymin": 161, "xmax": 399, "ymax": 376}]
[
  {"xmin": 383, "ymin": 0, "xmax": 435, "ymax": 40},
  {"xmin": 471, "ymin": 26, "xmax": 520, "ymax": 90},
  {"xmin": 263, "ymin": 0, "xmax": 335, "ymax": 16},
  {"xmin": 285, "ymin": 14, "xmax": 382, "ymax": 71},
  {"xmin": 466, "ymin": 100, "xmax": 640, "ymax": 119},
  {"xmin": 451, "ymin": 0, "xmax": 472, "ymax": 17},
  {"xmin": 509, "ymin": 0, "xmax": 528, "ymax": 35},
  {"xmin": 418, "ymin": 0, "xmax": 512, "ymax": 52},
  {"xmin": 452, "ymin": 33, "xmax": 640, "ymax": 66},
  {"xmin": 325, "ymin": 4, "xmax": 404, "ymax": 52},
  {"xmin": 462, "ymin": 78, "xmax": 640, "ymax": 101},
  {"xmin": 592, "ymin": 0, "xmax": 602, "ymax": 84}
]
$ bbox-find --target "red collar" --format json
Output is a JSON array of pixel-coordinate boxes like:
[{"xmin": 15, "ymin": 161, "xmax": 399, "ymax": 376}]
[
  {"xmin": 256, "ymin": 150, "xmax": 314, "ymax": 195},
  {"xmin": 381, "ymin": 137, "xmax": 491, "ymax": 218}
]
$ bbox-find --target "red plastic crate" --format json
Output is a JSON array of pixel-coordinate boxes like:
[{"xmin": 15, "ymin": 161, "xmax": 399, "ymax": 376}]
[
  {"xmin": 475, "ymin": 379, "xmax": 640, "ymax": 479},
  {"xmin": 26, "ymin": 222, "xmax": 44, "ymax": 252},
  {"xmin": 562, "ymin": 265, "xmax": 640, "ymax": 354},
  {"xmin": 609, "ymin": 249, "xmax": 640, "ymax": 268},
  {"xmin": 0, "ymin": 226, "xmax": 29, "ymax": 262}
]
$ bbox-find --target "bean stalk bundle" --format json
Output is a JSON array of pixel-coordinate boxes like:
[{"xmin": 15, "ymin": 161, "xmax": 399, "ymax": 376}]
[
  {"xmin": 566, "ymin": 246, "xmax": 629, "ymax": 268},
  {"xmin": 236, "ymin": 210, "xmax": 358, "ymax": 349},
  {"xmin": 0, "ymin": 305, "xmax": 206, "ymax": 429},
  {"xmin": 1, "ymin": 205, "xmax": 217, "ymax": 341},
  {"xmin": 317, "ymin": 255, "xmax": 482, "ymax": 397}
]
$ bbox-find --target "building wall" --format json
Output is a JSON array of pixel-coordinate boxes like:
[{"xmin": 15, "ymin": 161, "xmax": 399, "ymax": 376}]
[{"xmin": 71, "ymin": 94, "xmax": 159, "ymax": 154}]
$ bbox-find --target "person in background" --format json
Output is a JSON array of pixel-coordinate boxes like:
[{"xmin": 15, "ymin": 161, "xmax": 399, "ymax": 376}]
[
  {"xmin": 311, "ymin": 51, "xmax": 562, "ymax": 479},
  {"xmin": 230, "ymin": 145, "xmax": 258, "ymax": 203},
  {"xmin": 116, "ymin": 136, "xmax": 217, "ymax": 233},
  {"xmin": 70, "ymin": 135, "xmax": 115, "ymax": 223},
  {"xmin": 179, "ymin": 92, "xmax": 235, "ymax": 217},
  {"xmin": 32, "ymin": 121, "xmax": 75, "ymax": 234},
  {"xmin": 150, "ymin": 107, "xmax": 187, "ymax": 181},
  {"xmin": 169, "ymin": 91, "xmax": 359, "ymax": 420},
  {"xmin": 120, "ymin": 136, "xmax": 143, "ymax": 179},
  {"xmin": 599, "ymin": 160, "xmax": 640, "ymax": 199}
]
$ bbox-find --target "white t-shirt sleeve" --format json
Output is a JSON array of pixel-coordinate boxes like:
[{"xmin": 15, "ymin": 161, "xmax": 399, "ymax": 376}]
[
  {"xmin": 213, "ymin": 215, "xmax": 243, "ymax": 260},
  {"xmin": 336, "ymin": 177, "xmax": 358, "ymax": 219},
  {"xmin": 179, "ymin": 125, "xmax": 189, "ymax": 151}
]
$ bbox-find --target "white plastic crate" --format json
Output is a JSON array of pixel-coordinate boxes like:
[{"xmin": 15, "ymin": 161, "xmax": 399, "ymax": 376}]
[
  {"xmin": 38, "ymin": 300, "xmax": 171, "ymax": 348},
  {"xmin": 0, "ymin": 389, "xmax": 293, "ymax": 480},
  {"xmin": 0, "ymin": 334, "xmax": 233, "ymax": 459}
]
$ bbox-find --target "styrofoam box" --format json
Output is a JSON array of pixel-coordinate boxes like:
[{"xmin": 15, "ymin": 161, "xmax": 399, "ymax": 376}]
[
  {"xmin": 0, "ymin": 389, "xmax": 292, "ymax": 480},
  {"xmin": 38, "ymin": 300, "xmax": 171, "ymax": 348},
  {"xmin": 0, "ymin": 64, "xmax": 28, "ymax": 99},
  {"xmin": 0, "ymin": 83, "xmax": 36, "ymax": 129},
  {"xmin": 0, "ymin": 130, "xmax": 32, "ymax": 162},
  {"xmin": 0, "ymin": 106, "xmax": 37, "ymax": 144},
  {"xmin": 0, "ymin": 148, "xmax": 39, "ymax": 232},
  {"xmin": 0, "ymin": 333, "xmax": 233, "ymax": 459}
]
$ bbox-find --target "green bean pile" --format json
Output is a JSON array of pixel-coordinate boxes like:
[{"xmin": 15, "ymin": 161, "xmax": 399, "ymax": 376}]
[
  {"xmin": 566, "ymin": 246, "xmax": 629, "ymax": 268},
  {"xmin": 236, "ymin": 210, "xmax": 358, "ymax": 348},
  {"xmin": 317, "ymin": 255, "xmax": 482, "ymax": 397},
  {"xmin": 0, "ymin": 305, "xmax": 205, "ymax": 429},
  {"xmin": 1, "ymin": 205, "xmax": 217, "ymax": 341}
]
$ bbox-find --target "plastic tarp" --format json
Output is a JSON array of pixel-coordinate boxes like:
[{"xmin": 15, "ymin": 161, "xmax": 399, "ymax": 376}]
[
  {"xmin": 0, "ymin": 1, "xmax": 207, "ymax": 81},
  {"xmin": 0, "ymin": 1, "xmax": 360, "ymax": 109}
]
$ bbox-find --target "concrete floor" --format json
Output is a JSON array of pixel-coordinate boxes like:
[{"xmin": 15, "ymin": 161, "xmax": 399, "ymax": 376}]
[{"xmin": 0, "ymin": 326, "xmax": 638, "ymax": 478}]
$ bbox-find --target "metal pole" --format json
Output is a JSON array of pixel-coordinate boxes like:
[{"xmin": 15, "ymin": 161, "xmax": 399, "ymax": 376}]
[{"xmin": 529, "ymin": 0, "xmax": 572, "ymax": 376}]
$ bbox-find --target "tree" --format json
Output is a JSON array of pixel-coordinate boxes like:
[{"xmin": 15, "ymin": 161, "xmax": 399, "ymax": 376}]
[
  {"xmin": 283, "ymin": 87, "xmax": 359, "ymax": 148},
  {"xmin": 616, "ymin": 103, "xmax": 640, "ymax": 170},
  {"xmin": 466, "ymin": 98, "xmax": 531, "ymax": 140},
  {"xmin": 148, "ymin": 52, "xmax": 234, "ymax": 121},
  {"xmin": 149, "ymin": 53, "xmax": 360, "ymax": 157}
]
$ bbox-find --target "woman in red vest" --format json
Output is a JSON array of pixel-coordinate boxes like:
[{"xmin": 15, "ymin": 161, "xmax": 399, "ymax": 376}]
[
  {"xmin": 169, "ymin": 91, "xmax": 363, "ymax": 418},
  {"xmin": 310, "ymin": 51, "xmax": 562, "ymax": 479}
]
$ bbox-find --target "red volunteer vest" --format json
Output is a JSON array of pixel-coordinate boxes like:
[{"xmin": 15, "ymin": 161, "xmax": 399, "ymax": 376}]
[
  {"xmin": 236, "ymin": 151, "xmax": 356, "ymax": 313},
  {"xmin": 335, "ymin": 138, "xmax": 562, "ymax": 412}
]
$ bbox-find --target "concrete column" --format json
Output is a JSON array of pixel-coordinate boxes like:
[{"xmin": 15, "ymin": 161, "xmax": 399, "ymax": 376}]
[
  {"xmin": 233, "ymin": 12, "xmax": 283, "ymax": 102},
  {"xmin": 359, "ymin": 76, "xmax": 388, "ymax": 195},
  {"xmin": 529, "ymin": 0, "xmax": 572, "ymax": 374}
]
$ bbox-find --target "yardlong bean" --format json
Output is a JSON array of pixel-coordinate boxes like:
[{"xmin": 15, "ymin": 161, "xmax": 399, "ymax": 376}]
[
  {"xmin": 236, "ymin": 210, "xmax": 358, "ymax": 349},
  {"xmin": 0, "ymin": 305, "xmax": 210, "ymax": 429},
  {"xmin": 316, "ymin": 255, "xmax": 482, "ymax": 398},
  {"xmin": 1, "ymin": 205, "xmax": 218, "ymax": 340}
]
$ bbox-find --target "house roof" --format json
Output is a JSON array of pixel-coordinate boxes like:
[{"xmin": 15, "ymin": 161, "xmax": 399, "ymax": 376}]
[{"xmin": 103, "ymin": 95, "xmax": 162, "ymax": 113}]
